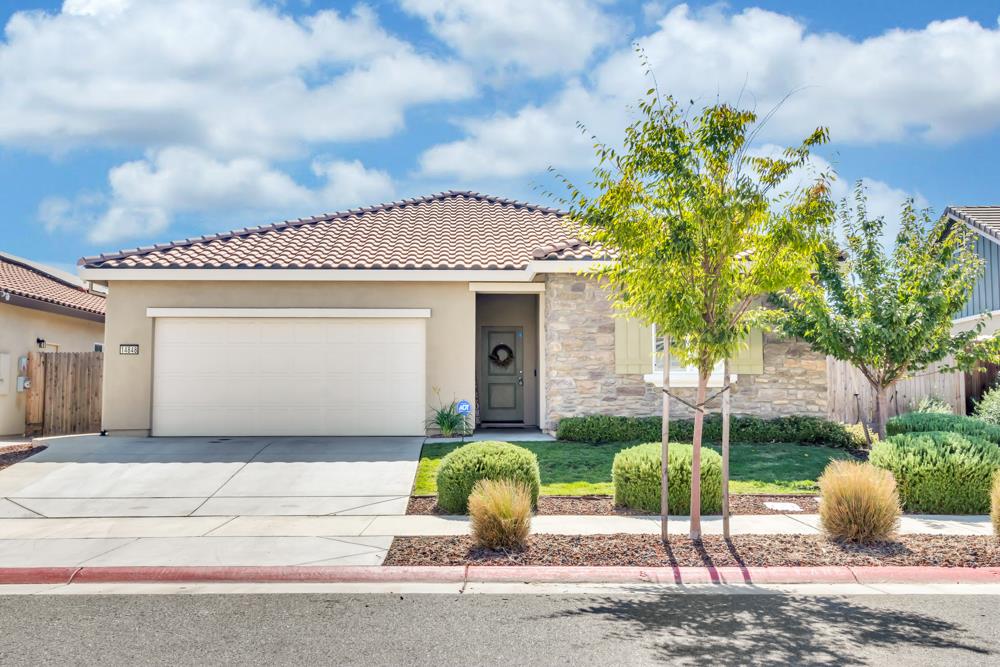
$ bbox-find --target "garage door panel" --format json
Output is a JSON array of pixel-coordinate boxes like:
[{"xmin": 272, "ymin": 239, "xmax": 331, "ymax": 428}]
[{"xmin": 153, "ymin": 316, "xmax": 427, "ymax": 436}]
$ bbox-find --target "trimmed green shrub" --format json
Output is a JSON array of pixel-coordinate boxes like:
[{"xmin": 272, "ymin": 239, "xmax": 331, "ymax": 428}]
[
  {"xmin": 974, "ymin": 385, "xmax": 1000, "ymax": 426},
  {"xmin": 992, "ymin": 472, "xmax": 1000, "ymax": 536},
  {"xmin": 611, "ymin": 442, "xmax": 722, "ymax": 514},
  {"xmin": 844, "ymin": 423, "xmax": 878, "ymax": 449},
  {"xmin": 558, "ymin": 414, "xmax": 854, "ymax": 448},
  {"xmin": 869, "ymin": 431, "xmax": 1000, "ymax": 514},
  {"xmin": 436, "ymin": 441, "xmax": 540, "ymax": 514},
  {"xmin": 914, "ymin": 396, "xmax": 954, "ymax": 414},
  {"xmin": 885, "ymin": 412, "xmax": 1000, "ymax": 444}
]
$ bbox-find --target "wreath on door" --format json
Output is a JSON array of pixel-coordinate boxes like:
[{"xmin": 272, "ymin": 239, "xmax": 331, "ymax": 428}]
[{"xmin": 489, "ymin": 343, "xmax": 515, "ymax": 368}]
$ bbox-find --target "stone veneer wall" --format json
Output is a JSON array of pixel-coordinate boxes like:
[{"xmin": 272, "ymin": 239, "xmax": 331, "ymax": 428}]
[{"xmin": 543, "ymin": 273, "xmax": 829, "ymax": 431}]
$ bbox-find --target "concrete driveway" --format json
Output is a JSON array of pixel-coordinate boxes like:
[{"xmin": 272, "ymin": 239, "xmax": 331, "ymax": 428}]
[{"xmin": 0, "ymin": 435, "xmax": 423, "ymax": 519}]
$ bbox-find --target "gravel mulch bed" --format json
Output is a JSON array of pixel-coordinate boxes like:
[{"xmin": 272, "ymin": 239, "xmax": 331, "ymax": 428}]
[
  {"xmin": 384, "ymin": 534, "xmax": 1000, "ymax": 568},
  {"xmin": 0, "ymin": 444, "xmax": 45, "ymax": 472},
  {"xmin": 407, "ymin": 494, "xmax": 818, "ymax": 516}
]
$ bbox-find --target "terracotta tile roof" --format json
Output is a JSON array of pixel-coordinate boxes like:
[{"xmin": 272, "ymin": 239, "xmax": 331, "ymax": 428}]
[
  {"xmin": 946, "ymin": 206, "xmax": 1000, "ymax": 242},
  {"xmin": 81, "ymin": 191, "xmax": 605, "ymax": 271},
  {"xmin": 1, "ymin": 255, "xmax": 105, "ymax": 316}
]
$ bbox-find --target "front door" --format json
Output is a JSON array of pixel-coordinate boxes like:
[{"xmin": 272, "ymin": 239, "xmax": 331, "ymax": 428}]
[{"xmin": 480, "ymin": 326, "xmax": 524, "ymax": 423}]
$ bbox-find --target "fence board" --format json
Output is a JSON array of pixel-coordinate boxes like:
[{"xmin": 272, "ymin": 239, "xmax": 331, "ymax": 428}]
[
  {"xmin": 30, "ymin": 351, "xmax": 103, "ymax": 436},
  {"xmin": 826, "ymin": 357, "xmax": 964, "ymax": 424}
]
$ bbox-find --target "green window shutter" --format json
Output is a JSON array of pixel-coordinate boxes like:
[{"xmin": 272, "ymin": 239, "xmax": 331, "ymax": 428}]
[
  {"xmin": 614, "ymin": 317, "xmax": 653, "ymax": 374},
  {"xmin": 730, "ymin": 328, "xmax": 764, "ymax": 374}
]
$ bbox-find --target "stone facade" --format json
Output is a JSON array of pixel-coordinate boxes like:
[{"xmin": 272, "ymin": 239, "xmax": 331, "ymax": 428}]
[{"xmin": 543, "ymin": 273, "xmax": 829, "ymax": 431}]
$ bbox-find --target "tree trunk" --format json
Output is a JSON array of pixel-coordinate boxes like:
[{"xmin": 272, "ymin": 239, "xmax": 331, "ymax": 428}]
[
  {"xmin": 689, "ymin": 368, "xmax": 708, "ymax": 540},
  {"xmin": 660, "ymin": 336, "xmax": 671, "ymax": 542},
  {"xmin": 721, "ymin": 358, "xmax": 731, "ymax": 540},
  {"xmin": 873, "ymin": 383, "xmax": 890, "ymax": 440}
]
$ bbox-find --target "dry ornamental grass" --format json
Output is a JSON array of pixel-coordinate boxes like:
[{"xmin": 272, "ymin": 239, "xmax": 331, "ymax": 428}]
[
  {"xmin": 468, "ymin": 479, "xmax": 532, "ymax": 550},
  {"xmin": 819, "ymin": 460, "xmax": 900, "ymax": 543}
]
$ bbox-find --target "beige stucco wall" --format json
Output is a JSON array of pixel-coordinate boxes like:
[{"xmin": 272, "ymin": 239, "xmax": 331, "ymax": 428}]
[
  {"xmin": 100, "ymin": 281, "xmax": 476, "ymax": 434},
  {"xmin": 0, "ymin": 303, "xmax": 104, "ymax": 436},
  {"xmin": 475, "ymin": 293, "xmax": 539, "ymax": 426},
  {"xmin": 543, "ymin": 273, "xmax": 829, "ymax": 431}
]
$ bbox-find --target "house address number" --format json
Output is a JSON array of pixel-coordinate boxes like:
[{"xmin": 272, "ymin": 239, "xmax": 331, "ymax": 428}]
[{"xmin": 119, "ymin": 344, "xmax": 140, "ymax": 355}]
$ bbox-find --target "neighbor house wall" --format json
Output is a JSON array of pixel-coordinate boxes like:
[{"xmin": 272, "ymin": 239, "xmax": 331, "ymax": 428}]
[
  {"xmin": 542, "ymin": 273, "xmax": 829, "ymax": 431},
  {"xmin": 101, "ymin": 281, "xmax": 476, "ymax": 435},
  {"xmin": 0, "ymin": 303, "xmax": 104, "ymax": 435}
]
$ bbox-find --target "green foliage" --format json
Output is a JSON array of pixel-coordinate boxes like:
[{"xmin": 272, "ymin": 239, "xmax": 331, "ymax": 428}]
[
  {"xmin": 973, "ymin": 385, "xmax": 1000, "ymax": 425},
  {"xmin": 869, "ymin": 431, "xmax": 1000, "ymax": 513},
  {"xmin": 914, "ymin": 396, "xmax": 954, "ymax": 415},
  {"xmin": 885, "ymin": 412, "xmax": 1000, "ymax": 444},
  {"xmin": 435, "ymin": 441, "xmax": 540, "ymax": 514},
  {"xmin": 991, "ymin": 473, "xmax": 1000, "ymax": 536},
  {"xmin": 426, "ymin": 390, "xmax": 471, "ymax": 437},
  {"xmin": 468, "ymin": 479, "xmax": 532, "ymax": 550},
  {"xmin": 819, "ymin": 460, "xmax": 900, "ymax": 543},
  {"xmin": 557, "ymin": 414, "xmax": 855, "ymax": 447},
  {"xmin": 612, "ymin": 442, "xmax": 722, "ymax": 514},
  {"xmin": 844, "ymin": 423, "xmax": 878, "ymax": 449},
  {"xmin": 772, "ymin": 183, "xmax": 1000, "ymax": 436}
]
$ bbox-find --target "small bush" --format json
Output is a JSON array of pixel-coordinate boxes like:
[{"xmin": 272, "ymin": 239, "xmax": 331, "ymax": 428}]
[
  {"xmin": 914, "ymin": 395, "xmax": 954, "ymax": 414},
  {"xmin": 468, "ymin": 479, "xmax": 532, "ymax": 550},
  {"xmin": 557, "ymin": 414, "xmax": 854, "ymax": 448},
  {"xmin": 611, "ymin": 442, "xmax": 722, "ymax": 514},
  {"xmin": 844, "ymin": 423, "xmax": 878, "ymax": 449},
  {"xmin": 974, "ymin": 385, "xmax": 1000, "ymax": 426},
  {"xmin": 992, "ymin": 473, "xmax": 1000, "ymax": 537},
  {"xmin": 869, "ymin": 431, "xmax": 1000, "ymax": 514},
  {"xmin": 436, "ymin": 441, "xmax": 540, "ymax": 514},
  {"xmin": 885, "ymin": 412, "xmax": 1000, "ymax": 444},
  {"xmin": 818, "ymin": 460, "xmax": 900, "ymax": 543}
]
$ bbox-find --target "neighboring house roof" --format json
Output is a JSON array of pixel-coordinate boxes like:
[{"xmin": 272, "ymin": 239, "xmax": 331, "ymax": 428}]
[
  {"xmin": 80, "ymin": 191, "xmax": 604, "ymax": 271},
  {"xmin": 0, "ymin": 253, "xmax": 106, "ymax": 320},
  {"xmin": 945, "ymin": 206, "xmax": 1000, "ymax": 242}
]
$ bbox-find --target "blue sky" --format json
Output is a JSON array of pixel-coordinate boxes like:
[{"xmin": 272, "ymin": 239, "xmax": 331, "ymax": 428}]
[{"xmin": 1, "ymin": 0, "xmax": 999, "ymax": 272}]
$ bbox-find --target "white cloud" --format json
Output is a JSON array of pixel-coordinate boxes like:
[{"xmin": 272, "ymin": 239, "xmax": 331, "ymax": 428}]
[
  {"xmin": 0, "ymin": 0, "xmax": 475, "ymax": 157},
  {"xmin": 400, "ymin": 0, "xmax": 617, "ymax": 76},
  {"xmin": 419, "ymin": 4, "xmax": 1000, "ymax": 181},
  {"xmin": 44, "ymin": 148, "xmax": 395, "ymax": 243}
]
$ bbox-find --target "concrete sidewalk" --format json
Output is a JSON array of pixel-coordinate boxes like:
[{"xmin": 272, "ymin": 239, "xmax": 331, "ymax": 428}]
[{"xmin": 0, "ymin": 513, "xmax": 991, "ymax": 568}]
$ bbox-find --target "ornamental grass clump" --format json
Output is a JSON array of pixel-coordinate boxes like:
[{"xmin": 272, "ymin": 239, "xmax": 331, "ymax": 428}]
[
  {"xmin": 818, "ymin": 460, "xmax": 900, "ymax": 544},
  {"xmin": 612, "ymin": 442, "xmax": 722, "ymax": 514},
  {"xmin": 869, "ymin": 431, "xmax": 1000, "ymax": 514},
  {"xmin": 468, "ymin": 479, "xmax": 532, "ymax": 550},
  {"xmin": 436, "ymin": 441, "xmax": 540, "ymax": 514}
]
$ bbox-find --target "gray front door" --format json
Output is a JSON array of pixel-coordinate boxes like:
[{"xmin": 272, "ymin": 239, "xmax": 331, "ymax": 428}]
[{"xmin": 480, "ymin": 326, "xmax": 524, "ymax": 423}]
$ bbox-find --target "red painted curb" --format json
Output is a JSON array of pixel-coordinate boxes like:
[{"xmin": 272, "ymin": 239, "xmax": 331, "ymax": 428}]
[{"xmin": 1, "ymin": 565, "xmax": 1000, "ymax": 586}]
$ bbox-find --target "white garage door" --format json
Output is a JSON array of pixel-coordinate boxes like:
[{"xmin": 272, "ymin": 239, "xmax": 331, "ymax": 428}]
[{"xmin": 152, "ymin": 316, "xmax": 426, "ymax": 436}]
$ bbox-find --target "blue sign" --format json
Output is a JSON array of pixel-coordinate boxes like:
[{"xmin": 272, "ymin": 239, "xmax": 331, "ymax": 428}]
[{"xmin": 456, "ymin": 400, "xmax": 472, "ymax": 415}]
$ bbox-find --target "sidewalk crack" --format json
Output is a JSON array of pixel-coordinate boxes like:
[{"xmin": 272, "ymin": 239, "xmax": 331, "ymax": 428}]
[
  {"xmin": 187, "ymin": 439, "xmax": 276, "ymax": 517},
  {"xmin": 75, "ymin": 537, "xmax": 140, "ymax": 567},
  {"xmin": 4, "ymin": 497, "xmax": 46, "ymax": 518},
  {"xmin": 200, "ymin": 515, "xmax": 238, "ymax": 536}
]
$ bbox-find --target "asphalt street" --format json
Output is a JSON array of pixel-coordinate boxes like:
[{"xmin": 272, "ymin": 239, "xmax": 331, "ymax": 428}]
[{"xmin": 1, "ymin": 592, "xmax": 997, "ymax": 666}]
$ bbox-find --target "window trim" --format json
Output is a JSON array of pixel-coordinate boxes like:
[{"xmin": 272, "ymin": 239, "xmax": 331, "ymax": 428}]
[{"xmin": 645, "ymin": 326, "xmax": 734, "ymax": 388}]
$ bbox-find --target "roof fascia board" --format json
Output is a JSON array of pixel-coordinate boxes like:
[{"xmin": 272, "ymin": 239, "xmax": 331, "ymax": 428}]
[
  {"xmin": 79, "ymin": 268, "xmax": 538, "ymax": 282},
  {"xmin": 469, "ymin": 282, "xmax": 545, "ymax": 293},
  {"xmin": 1, "ymin": 293, "xmax": 105, "ymax": 323},
  {"xmin": 945, "ymin": 209, "xmax": 1000, "ymax": 245}
]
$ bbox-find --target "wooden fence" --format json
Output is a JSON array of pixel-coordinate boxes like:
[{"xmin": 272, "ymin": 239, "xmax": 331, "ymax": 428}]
[
  {"xmin": 25, "ymin": 351, "xmax": 103, "ymax": 437},
  {"xmin": 964, "ymin": 362, "xmax": 1000, "ymax": 414},
  {"xmin": 826, "ymin": 357, "xmax": 964, "ymax": 425}
]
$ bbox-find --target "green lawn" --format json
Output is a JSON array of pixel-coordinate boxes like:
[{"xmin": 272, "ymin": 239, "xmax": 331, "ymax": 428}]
[{"xmin": 412, "ymin": 440, "xmax": 853, "ymax": 496}]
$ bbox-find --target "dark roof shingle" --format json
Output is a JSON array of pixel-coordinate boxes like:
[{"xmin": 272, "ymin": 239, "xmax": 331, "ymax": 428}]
[
  {"xmin": 1, "ymin": 255, "xmax": 105, "ymax": 316},
  {"xmin": 81, "ymin": 191, "xmax": 604, "ymax": 271}
]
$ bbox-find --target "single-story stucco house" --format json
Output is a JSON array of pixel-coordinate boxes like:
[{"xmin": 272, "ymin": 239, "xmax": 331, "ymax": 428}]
[
  {"xmin": 1, "ymin": 252, "xmax": 106, "ymax": 436},
  {"xmin": 79, "ymin": 191, "xmax": 828, "ymax": 437}
]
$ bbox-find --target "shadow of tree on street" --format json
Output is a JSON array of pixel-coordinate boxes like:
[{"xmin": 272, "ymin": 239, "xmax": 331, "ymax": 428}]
[{"xmin": 547, "ymin": 592, "xmax": 993, "ymax": 665}]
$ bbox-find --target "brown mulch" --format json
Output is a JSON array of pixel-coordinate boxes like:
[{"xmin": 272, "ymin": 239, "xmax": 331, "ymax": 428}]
[
  {"xmin": 0, "ymin": 444, "xmax": 45, "ymax": 472},
  {"xmin": 407, "ymin": 494, "xmax": 818, "ymax": 516},
  {"xmin": 384, "ymin": 534, "xmax": 1000, "ymax": 568}
]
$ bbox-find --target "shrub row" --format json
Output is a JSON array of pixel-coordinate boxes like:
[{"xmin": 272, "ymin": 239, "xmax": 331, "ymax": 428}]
[
  {"xmin": 611, "ymin": 442, "xmax": 722, "ymax": 514},
  {"xmin": 557, "ymin": 414, "xmax": 857, "ymax": 448},
  {"xmin": 885, "ymin": 412, "xmax": 1000, "ymax": 444},
  {"xmin": 869, "ymin": 431, "xmax": 1000, "ymax": 514}
]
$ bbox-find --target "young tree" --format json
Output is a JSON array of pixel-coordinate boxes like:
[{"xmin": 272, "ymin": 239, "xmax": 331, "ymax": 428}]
[
  {"xmin": 560, "ymin": 87, "xmax": 834, "ymax": 539},
  {"xmin": 772, "ymin": 185, "xmax": 1000, "ymax": 438}
]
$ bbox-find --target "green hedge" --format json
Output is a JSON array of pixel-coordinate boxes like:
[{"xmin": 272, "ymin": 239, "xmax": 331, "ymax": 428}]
[
  {"xmin": 436, "ymin": 441, "xmax": 541, "ymax": 514},
  {"xmin": 869, "ymin": 431, "xmax": 1000, "ymax": 514},
  {"xmin": 611, "ymin": 442, "xmax": 722, "ymax": 514},
  {"xmin": 885, "ymin": 412, "xmax": 1000, "ymax": 444},
  {"xmin": 558, "ymin": 414, "xmax": 856, "ymax": 448}
]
